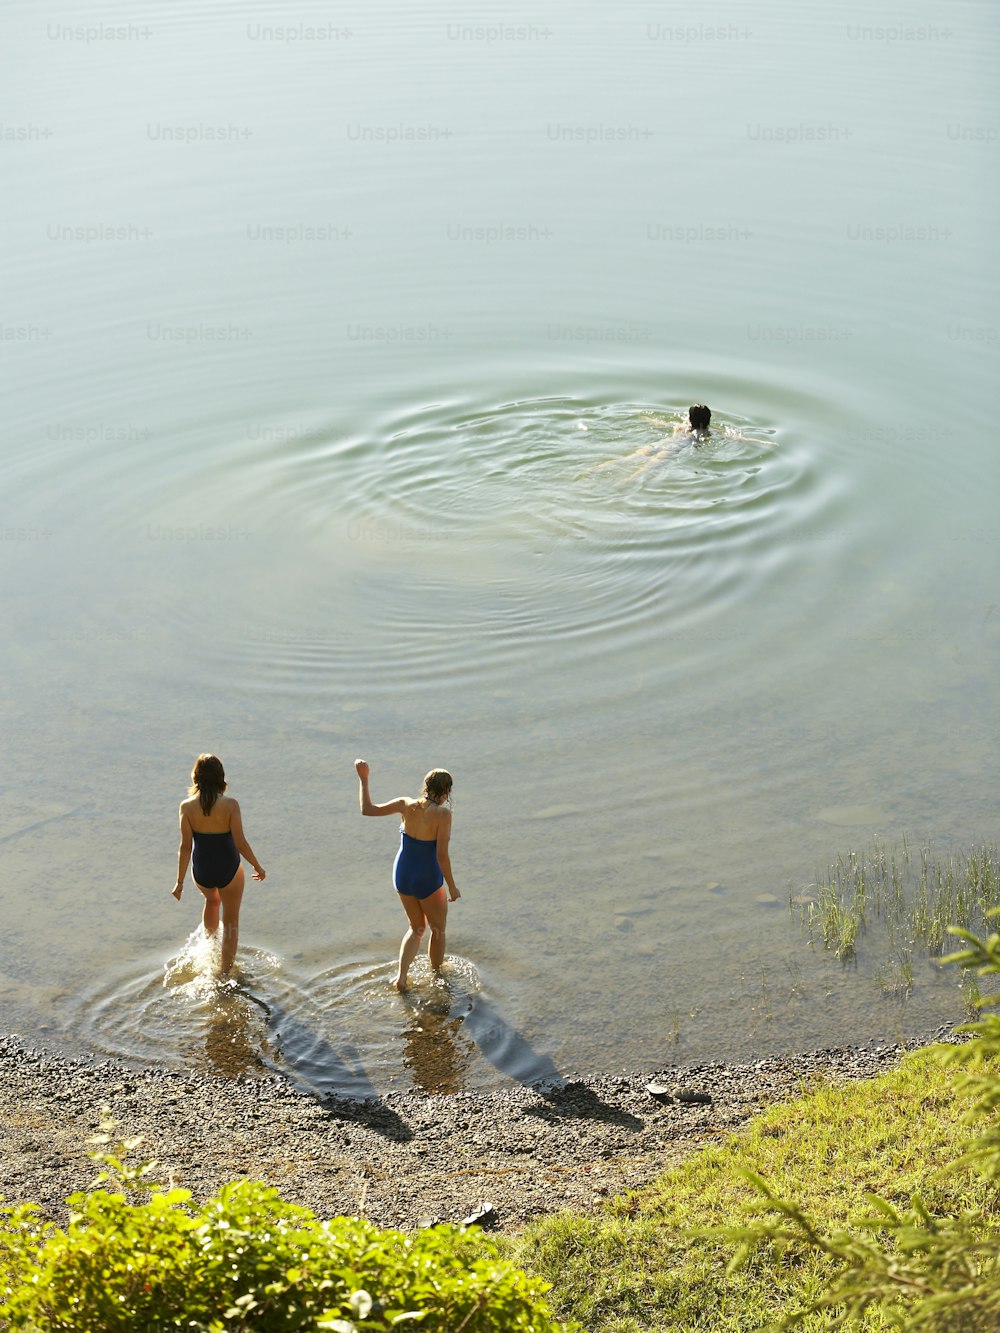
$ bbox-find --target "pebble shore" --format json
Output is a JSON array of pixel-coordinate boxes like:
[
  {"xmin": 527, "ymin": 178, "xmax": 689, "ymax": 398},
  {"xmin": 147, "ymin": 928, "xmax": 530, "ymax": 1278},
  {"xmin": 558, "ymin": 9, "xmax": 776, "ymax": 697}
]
[{"xmin": 0, "ymin": 1029, "xmax": 956, "ymax": 1234}]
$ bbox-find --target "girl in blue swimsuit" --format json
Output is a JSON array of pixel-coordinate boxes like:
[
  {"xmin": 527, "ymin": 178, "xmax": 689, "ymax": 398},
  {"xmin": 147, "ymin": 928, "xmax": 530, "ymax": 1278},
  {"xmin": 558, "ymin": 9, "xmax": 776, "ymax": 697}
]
[
  {"xmin": 173, "ymin": 754, "xmax": 266, "ymax": 976},
  {"xmin": 355, "ymin": 758, "xmax": 461, "ymax": 992}
]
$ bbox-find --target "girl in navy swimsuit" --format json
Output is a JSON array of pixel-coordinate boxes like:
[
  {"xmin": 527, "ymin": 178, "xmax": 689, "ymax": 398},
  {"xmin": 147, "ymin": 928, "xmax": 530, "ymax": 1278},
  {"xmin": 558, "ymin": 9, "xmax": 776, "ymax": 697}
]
[
  {"xmin": 355, "ymin": 758, "xmax": 461, "ymax": 992},
  {"xmin": 172, "ymin": 754, "xmax": 266, "ymax": 976}
]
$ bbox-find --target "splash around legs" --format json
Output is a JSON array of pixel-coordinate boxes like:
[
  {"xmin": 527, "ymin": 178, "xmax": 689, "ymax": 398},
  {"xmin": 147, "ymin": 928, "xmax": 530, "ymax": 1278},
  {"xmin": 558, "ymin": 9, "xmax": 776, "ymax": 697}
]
[{"xmin": 196, "ymin": 865, "xmax": 246, "ymax": 976}]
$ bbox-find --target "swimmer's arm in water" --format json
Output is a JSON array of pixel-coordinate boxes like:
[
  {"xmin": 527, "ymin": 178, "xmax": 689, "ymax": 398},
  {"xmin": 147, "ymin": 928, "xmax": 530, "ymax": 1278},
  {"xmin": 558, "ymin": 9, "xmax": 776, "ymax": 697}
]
[
  {"xmin": 173, "ymin": 805, "xmax": 192, "ymax": 900},
  {"xmin": 639, "ymin": 413, "xmax": 697, "ymax": 436},
  {"xmin": 723, "ymin": 428, "xmax": 771, "ymax": 443},
  {"xmin": 355, "ymin": 758, "xmax": 407, "ymax": 818}
]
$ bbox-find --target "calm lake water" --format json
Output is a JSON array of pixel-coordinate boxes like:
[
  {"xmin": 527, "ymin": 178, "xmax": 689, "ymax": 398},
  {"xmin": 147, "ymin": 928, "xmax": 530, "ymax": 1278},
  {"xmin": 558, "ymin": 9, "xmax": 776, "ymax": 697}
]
[{"xmin": 2, "ymin": 1, "xmax": 998, "ymax": 1096}]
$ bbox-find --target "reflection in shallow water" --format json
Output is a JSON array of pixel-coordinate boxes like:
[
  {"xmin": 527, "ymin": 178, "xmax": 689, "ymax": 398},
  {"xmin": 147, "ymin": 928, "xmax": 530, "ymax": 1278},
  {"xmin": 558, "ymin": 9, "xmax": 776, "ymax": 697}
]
[
  {"xmin": 197, "ymin": 985, "xmax": 271, "ymax": 1081},
  {"xmin": 396, "ymin": 968, "xmax": 576, "ymax": 1095},
  {"xmin": 61, "ymin": 934, "xmax": 580, "ymax": 1098},
  {"xmin": 165, "ymin": 932, "xmax": 274, "ymax": 1080},
  {"xmin": 400, "ymin": 987, "xmax": 474, "ymax": 1095}
]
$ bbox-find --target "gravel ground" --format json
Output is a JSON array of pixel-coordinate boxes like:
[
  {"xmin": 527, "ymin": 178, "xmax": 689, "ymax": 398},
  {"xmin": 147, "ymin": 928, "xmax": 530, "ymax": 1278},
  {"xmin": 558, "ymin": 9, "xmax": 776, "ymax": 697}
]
[{"xmin": 0, "ymin": 1029, "xmax": 956, "ymax": 1234}]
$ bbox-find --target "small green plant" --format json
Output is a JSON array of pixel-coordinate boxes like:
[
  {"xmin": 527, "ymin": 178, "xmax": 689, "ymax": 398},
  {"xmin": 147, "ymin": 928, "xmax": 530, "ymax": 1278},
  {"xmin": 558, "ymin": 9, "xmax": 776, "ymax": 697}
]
[
  {"xmin": 719, "ymin": 912, "xmax": 1000, "ymax": 1330},
  {"xmin": 0, "ymin": 1112, "xmax": 574, "ymax": 1333},
  {"xmin": 963, "ymin": 971, "xmax": 983, "ymax": 1018},
  {"xmin": 875, "ymin": 949, "xmax": 914, "ymax": 998},
  {"xmin": 795, "ymin": 839, "xmax": 1000, "ymax": 972},
  {"xmin": 809, "ymin": 891, "xmax": 860, "ymax": 959}
]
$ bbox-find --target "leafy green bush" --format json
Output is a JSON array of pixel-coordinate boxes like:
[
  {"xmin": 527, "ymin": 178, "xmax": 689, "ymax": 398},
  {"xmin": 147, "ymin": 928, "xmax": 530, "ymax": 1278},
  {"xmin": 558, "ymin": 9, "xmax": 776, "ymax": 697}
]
[
  {"xmin": 0, "ymin": 1118, "xmax": 574, "ymax": 1333},
  {"xmin": 722, "ymin": 914, "xmax": 1000, "ymax": 1330}
]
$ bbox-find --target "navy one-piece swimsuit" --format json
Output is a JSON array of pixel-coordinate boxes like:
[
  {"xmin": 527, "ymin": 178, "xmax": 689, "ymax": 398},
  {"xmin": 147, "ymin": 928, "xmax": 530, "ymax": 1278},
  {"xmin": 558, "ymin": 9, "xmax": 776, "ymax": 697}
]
[
  {"xmin": 192, "ymin": 830, "xmax": 241, "ymax": 889},
  {"xmin": 392, "ymin": 830, "xmax": 443, "ymax": 899}
]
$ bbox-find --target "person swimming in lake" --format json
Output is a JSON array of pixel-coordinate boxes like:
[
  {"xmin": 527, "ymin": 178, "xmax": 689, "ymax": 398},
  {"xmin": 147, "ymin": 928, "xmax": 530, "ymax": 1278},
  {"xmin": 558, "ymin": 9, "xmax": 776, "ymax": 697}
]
[
  {"xmin": 587, "ymin": 404, "xmax": 713, "ymax": 478},
  {"xmin": 172, "ymin": 754, "xmax": 265, "ymax": 976},
  {"xmin": 636, "ymin": 403, "xmax": 712, "ymax": 447},
  {"xmin": 684, "ymin": 403, "xmax": 711, "ymax": 438},
  {"xmin": 355, "ymin": 758, "xmax": 461, "ymax": 992}
]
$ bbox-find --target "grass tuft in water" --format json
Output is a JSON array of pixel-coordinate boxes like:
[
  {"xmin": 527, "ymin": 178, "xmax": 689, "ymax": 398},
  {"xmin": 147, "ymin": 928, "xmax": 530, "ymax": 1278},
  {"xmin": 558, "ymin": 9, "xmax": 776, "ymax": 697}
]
[
  {"xmin": 875, "ymin": 950, "xmax": 914, "ymax": 998},
  {"xmin": 796, "ymin": 840, "xmax": 1000, "ymax": 974}
]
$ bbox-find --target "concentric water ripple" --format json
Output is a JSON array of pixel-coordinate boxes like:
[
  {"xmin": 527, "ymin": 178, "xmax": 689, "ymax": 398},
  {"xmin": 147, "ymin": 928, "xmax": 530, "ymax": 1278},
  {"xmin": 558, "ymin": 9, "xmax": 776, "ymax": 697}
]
[
  {"xmin": 205, "ymin": 390, "xmax": 850, "ymax": 697},
  {"xmin": 60, "ymin": 935, "xmax": 281, "ymax": 1081},
  {"xmin": 59, "ymin": 935, "xmax": 504, "ymax": 1097}
]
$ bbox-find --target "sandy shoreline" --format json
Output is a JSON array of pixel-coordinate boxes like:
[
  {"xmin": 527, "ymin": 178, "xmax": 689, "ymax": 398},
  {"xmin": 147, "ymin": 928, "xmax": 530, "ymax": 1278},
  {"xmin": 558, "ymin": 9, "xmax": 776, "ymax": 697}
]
[{"xmin": 0, "ymin": 1028, "xmax": 955, "ymax": 1233}]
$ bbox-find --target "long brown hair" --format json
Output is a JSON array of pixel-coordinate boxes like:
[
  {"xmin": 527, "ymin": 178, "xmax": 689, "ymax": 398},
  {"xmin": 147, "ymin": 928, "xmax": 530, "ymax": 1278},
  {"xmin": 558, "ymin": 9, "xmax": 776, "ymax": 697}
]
[{"xmin": 189, "ymin": 754, "xmax": 227, "ymax": 816}]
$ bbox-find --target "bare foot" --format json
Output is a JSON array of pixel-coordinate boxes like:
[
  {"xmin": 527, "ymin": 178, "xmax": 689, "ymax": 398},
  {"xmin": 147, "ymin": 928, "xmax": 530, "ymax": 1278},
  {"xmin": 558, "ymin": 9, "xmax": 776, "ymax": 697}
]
[{"xmin": 393, "ymin": 974, "xmax": 408, "ymax": 992}]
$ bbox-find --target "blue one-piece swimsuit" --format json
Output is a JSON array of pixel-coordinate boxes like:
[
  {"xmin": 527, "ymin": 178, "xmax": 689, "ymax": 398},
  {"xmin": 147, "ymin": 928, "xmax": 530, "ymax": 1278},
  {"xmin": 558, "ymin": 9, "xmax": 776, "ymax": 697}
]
[
  {"xmin": 192, "ymin": 830, "xmax": 241, "ymax": 889},
  {"xmin": 393, "ymin": 830, "xmax": 444, "ymax": 899}
]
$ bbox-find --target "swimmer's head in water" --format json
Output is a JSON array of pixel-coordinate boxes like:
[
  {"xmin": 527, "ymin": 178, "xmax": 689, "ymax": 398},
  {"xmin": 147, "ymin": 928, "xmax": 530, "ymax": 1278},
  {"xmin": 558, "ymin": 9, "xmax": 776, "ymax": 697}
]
[
  {"xmin": 688, "ymin": 404, "xmax": 711, "ymax": 433},
  {"xmin": 190, "ymin": 753, "xmax": 227, "ymax": 815},
  {"xmin": 423, "ymin": 768, "xmax": 453, "ymax": 805}
]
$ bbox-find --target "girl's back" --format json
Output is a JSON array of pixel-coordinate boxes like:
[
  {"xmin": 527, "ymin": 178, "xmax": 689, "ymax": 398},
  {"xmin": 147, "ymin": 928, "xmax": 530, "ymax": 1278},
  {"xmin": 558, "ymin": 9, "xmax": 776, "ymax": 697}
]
[
  {"xmin": 184, "ymin": 792, "xmax": 235, "ymax": 833},
  {"xmin": 401, "ymin": 797, "xmax": 448, "ymax": 841}
]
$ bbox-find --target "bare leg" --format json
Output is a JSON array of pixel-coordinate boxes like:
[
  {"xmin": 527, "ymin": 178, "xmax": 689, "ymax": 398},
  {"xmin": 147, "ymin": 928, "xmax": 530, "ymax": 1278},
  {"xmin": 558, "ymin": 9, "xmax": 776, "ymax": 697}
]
[
  {"xmin": 394, "ymin": 894, "xmax": 427, "ymax": 992},
  {"xmin": 198, "ymin": 887, "xmax": 221, "ymax": 936},
  {"xmin": 582, "ymin": 445, "xmax": 654, "ymax": 479},
  {"xmin": 421, "ymin": 887, "xmax": 448, "ymax": 972},
  {"xmin": 218, "ymin": 867, "xmax": 246, "ymax": 976}
]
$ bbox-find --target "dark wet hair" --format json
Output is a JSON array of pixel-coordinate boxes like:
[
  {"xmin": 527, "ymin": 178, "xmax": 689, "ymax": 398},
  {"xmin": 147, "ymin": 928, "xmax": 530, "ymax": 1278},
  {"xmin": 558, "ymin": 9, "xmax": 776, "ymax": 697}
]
[
  {"xmin": 190, "ymin": 754, "xmax": 227, "ymax": 816},
  {"xmin": 422, "ymin": 769, "xmax": 453, "ymax": 805},
  {"xmin": 688, "ymin": 404, "xmax": 711, "ymax": 432}
]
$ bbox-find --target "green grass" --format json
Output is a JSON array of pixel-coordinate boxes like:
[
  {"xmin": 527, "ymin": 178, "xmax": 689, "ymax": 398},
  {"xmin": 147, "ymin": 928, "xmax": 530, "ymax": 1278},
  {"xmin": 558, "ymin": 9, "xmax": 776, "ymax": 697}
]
[
  {"xmin": 874, "ymin": 950, "xmax": 914, "ymax": 998},
  {"xmin": 797, "ymin": 840, "xmax": 1000, "ymax": 968},
  {"xmin": 497, "ymin": 1048, "xmax": 997, "ymax": 1331}
]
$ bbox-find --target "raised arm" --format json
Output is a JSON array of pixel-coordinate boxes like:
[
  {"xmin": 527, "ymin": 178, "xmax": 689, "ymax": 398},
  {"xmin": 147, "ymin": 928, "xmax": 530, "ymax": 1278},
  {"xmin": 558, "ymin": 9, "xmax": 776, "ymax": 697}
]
[
  {"xmin": 229, "ymin": 799, "xmax": 265, "ymax": 881},
  {"xmin": 173, "ymin": 805, "xmax": 193, "ymax": 899},
  {"xmin": 355, "ymin": 758, "xmax": 407, "ymax": 817}
]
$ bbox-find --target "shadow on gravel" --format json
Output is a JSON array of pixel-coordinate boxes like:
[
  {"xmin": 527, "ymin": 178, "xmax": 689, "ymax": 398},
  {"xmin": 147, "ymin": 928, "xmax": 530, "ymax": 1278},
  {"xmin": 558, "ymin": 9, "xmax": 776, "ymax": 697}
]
[
  {"xmin": 322, "ymin": 1095, "xmax": 414, "ymax": 1144},
  {"xmin": 399, "ymin": 990, "xmax": 475, "ymax": 1095},
  {"xmin": 528, "ymin": 1083, "xmax": 644, "ymax": 1130},
  {"xmin": 464, "ymin": 997, "xmax": 644, "ymax": 1130},
  {"xmin": 256, "ymin": 993, "xmax": 414, "ymax": 1143}
]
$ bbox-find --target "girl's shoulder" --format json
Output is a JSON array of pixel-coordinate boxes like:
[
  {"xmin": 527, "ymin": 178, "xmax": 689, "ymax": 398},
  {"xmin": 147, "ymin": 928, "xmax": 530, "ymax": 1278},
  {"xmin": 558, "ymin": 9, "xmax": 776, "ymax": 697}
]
[
  {"xmin": 428, "ymin": 801, "xmax": 451, "ymax": 830},
  {"xmin": 180, "ymin": 792, "xmax": 237, "ymax": 820},
  {"xmin": 215, "ymin": 793, "xmax": 239, "ymax": 819}
]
